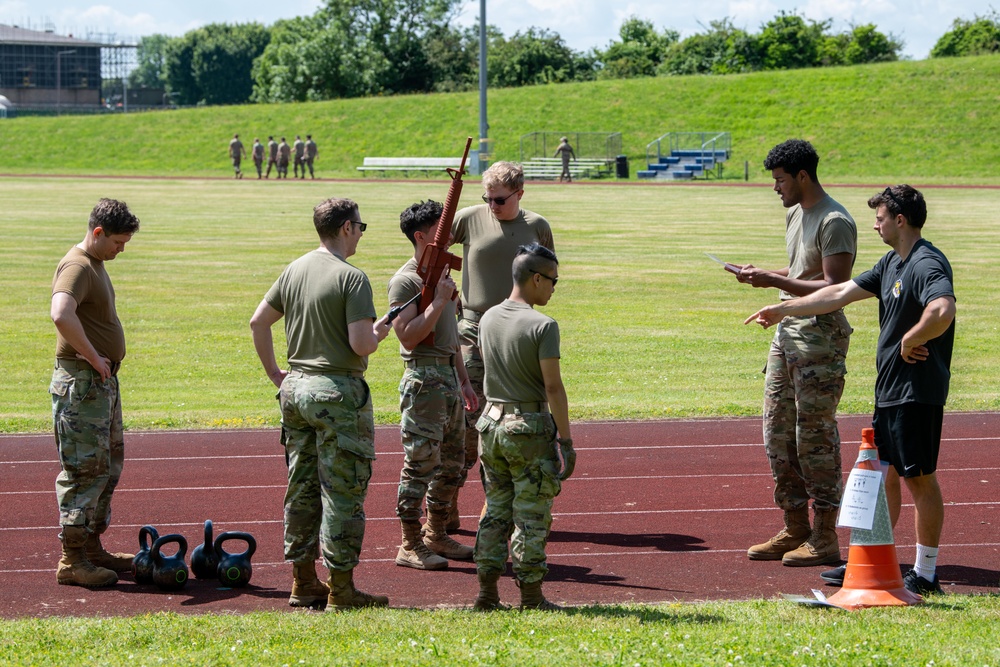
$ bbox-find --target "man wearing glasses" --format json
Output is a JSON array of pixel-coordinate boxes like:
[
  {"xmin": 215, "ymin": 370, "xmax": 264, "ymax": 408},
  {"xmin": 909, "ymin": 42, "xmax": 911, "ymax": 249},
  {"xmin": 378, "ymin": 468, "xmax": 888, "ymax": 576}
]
[
  {"xmin": 448, "ymin": 161, "xmax": 556, "ymax": 533},
  {"xmin": 745, "ymin": 185, "xmax": 954, "ymax": 595},
  {"xmin": 736, "ymin": 139, "xmax": 858, "ymax": 569},
  {"xmin": 251, "ymin": 198, "xmax": 392, "ymax": 610},
  {"xmin": 473, "ymin": 242, "xmax": 575, "ymax": 610}
]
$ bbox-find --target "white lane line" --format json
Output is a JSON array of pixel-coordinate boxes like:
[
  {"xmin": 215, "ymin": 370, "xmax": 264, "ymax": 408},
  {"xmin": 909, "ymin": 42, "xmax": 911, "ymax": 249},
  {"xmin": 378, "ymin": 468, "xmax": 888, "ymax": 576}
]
[{"xmin": 3, "ymin": 501, "xmax": 998, "ymax": 532}]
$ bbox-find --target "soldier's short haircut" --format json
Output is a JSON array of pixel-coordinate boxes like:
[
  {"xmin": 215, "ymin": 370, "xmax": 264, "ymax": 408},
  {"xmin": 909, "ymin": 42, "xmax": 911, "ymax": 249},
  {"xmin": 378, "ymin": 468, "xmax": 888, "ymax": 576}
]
[
  {"xmin": 763, "ymin": 139, "xmax": 820, "ymax": 183},
  {"xmin": 512, "ymin": 242, "xmax": 558, "ymax": 284},
  {"xmin": 482, "ymin": 161, "xmax": 525, "ymax": 193},
  {"xmin": 89, "ymin": 198, "xmax": 140, "ymax": 235},
  {"xmin": 868, "ymin": 185, "xmax": 927, "ymax": 229},
  {"xmin": 399, "ymin": 200, "xmax": 443, "ymax": 246},
  {"xmin": 313, "ymin": 198, "xmax": 359, "ymax": 240}
]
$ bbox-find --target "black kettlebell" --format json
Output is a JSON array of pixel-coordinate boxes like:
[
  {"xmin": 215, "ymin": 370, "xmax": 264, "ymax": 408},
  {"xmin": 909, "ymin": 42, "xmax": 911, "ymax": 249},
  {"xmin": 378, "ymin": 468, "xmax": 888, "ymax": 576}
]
[
  {"xmin": 131, "ymin": 525, "xmax": 159, "ymax": 585},
  {"xmin": 214, "ymin": 531, "xmax": 256, "ymax": 588},
  {"xmin": 151, "ymin": 534, "xmax": 189, "ymax": 591},
  {"xmin": 190, "ymin": 520, "xmax": 218, "ymax": 580}
]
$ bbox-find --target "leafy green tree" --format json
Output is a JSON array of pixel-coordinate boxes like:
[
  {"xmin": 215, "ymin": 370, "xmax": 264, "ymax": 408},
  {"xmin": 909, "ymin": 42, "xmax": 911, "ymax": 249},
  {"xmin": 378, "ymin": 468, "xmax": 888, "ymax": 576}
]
[
  {"xmin": 129, "ymin": 34, "xmax": 171, "ymax": 89},
  {"xmin": 931, "ymin": 11, "xmax": 1000, "ymax": 57},
  {"xmin": 598, "ymin": 17, "xmax": 678, "ymax": 79},
  {"xmin": 488, "ymin": 27, "xmax": 594, "ymax": 87},
  {"xmin": 165, "ymin": 23, "xmax": 270, "ymax": 105},
  {"xmin": 660, "ymin": 18, "xmax": 758, "ymax": 75},
  {"xmin": 757, "ymin": 12, "xmax": 828, "ymax": 70}
]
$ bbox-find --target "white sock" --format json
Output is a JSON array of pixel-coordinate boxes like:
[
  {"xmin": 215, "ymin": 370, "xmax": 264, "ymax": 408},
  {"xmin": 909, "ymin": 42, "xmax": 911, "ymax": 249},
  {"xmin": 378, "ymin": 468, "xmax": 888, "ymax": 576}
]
[{"xmin": 914, "ymin": 544, "xmax": 939, "ymax": 580}]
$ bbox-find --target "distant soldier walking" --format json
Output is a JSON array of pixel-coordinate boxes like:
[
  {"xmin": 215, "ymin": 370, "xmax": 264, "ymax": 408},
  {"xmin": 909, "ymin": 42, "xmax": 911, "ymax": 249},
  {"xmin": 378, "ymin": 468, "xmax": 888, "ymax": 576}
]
[
  {"xmin": 553, "ymin": 137, "xmax": 576, "ymax": 183},
  {"xmin": 229, "ymin": 134, "xmax": 246, "ymax": 179},
  {"xmin": 251, "ymin": 138, "xmax": 265, "ymax": 179},
  {"xmin": 305, "ymin": 135, "xmax": 318, "ymax": 179},
  {"xmin": 277, "ymin": 137, "xmax": 291, "ymax": 179},
  {"xmin": 293, "ymin": 135, "xmax": 306, "ymax": 179},
  {"xmin": 473, "ymin": 242, "xmax": 575, "ymax": 611},
  {"xmin": 266, "ymin": 136, "xmax": 278, "ymax": 179},
  {"xmin": 50, "ymin": 198, "xmax": 141, "ymax": 588}
]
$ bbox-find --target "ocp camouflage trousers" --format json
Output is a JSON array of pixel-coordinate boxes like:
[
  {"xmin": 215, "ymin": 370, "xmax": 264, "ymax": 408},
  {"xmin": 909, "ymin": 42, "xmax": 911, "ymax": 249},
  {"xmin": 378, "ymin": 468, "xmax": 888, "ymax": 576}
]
[
  {"xmin": 397, "ymin": 365, "xmax": 466, "ymax": 520},
  {"xmin": 763, "ymin": 312, "xmax": 852, "ymax": 512},
  {"xmin": 279, "ymin": 371, "xmax": 375, "ymax": 571},
  {"xmin": 49, "ymin": 365, "xmax": 124, "ymax": 535},
  {"xmin": 458, "ymin": 316, "xmax": 484, "ymax": 487},
  {"xmin": 475, "ymin": 410, "xmax": 561, "ymax": 584}
]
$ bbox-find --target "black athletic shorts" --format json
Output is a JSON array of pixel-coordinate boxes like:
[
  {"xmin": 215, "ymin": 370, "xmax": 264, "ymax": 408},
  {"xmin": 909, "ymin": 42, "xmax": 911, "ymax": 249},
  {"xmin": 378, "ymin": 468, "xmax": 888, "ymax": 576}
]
[{"xmin": 872, "ymin": 403, "xmax": 943, "ymax": 478}]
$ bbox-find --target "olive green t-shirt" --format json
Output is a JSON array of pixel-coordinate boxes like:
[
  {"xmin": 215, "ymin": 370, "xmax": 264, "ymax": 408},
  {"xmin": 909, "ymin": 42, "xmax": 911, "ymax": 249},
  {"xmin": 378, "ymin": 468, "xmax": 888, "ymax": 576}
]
[
  {"xmin": 52, "ymin": 246, "xmax": 126, "ymax": 362},
  {"xmin": 264, "ymin": 249, "xmax": 376, "ymax": 374},
  {"xmin": 451, "ymin": 205, "xmax": 554, "ymax": 313},
  {"xmin": 387, "ymin": 258, "xmax": 459, "ymax": 362},
  {"xmin": 782, "ymin": 194, "xmax": 857, "ymax": 301},
  {"xmin": 479, "ymin": 299, "xmax": 560, "ymax": 404}
]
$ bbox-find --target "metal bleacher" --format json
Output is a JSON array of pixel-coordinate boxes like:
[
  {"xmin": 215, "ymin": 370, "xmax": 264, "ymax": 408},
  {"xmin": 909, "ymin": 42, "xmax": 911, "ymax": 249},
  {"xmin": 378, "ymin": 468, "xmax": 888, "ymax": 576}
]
[
  {"xmin": 638, "ymin": 132, "xmax": 731, "ymax": 181},
  {"xmin": 519, "ymin": 131, "xmax": 622, "ymax": 180}
]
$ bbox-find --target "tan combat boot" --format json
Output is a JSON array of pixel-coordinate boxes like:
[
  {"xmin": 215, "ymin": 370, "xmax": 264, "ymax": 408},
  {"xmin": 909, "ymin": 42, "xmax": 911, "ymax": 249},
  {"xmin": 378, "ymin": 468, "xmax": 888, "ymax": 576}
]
[
  {"xmin": 396, "ymin": 520, "xmax": 448, "ymax": 570},
  {"xmin": 747, "ymin": 508, "xmax": 810, "ymax": 560},
  {"xmin": 472, "ymin": 570, "xmax": 509, "ymax": 611},
  {"xmin": 85, "ymin": 531, "xmax": 135, "ymax": 573},
  {"xmin": 326, "ymin": 569, "xmax": 389, "ymax": 611},
  {"xmin": 517, "ymin": 579, "xmax": 562, "ymax": 611},
  {"xmin": 424, "ymin": 509, "xmax": 474, "ymax": 560},
  {"xmin": 57, "ymin": 528, "xmax": 117, "ymax": 587},
  {"xmin": 782, "ymin": 508, "xmax": 841, "ymax": 567},
  {"xmin": 289, "ymin": 561, "xmax": 330, "ymax": 609}
]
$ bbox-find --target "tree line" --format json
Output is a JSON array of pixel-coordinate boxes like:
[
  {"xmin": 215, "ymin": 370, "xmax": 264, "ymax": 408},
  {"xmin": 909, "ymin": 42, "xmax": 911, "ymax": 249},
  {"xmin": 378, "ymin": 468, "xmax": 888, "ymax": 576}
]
[{"xmin": 126, "ymin": 1, "xmax": 1000, "ymax": 106}]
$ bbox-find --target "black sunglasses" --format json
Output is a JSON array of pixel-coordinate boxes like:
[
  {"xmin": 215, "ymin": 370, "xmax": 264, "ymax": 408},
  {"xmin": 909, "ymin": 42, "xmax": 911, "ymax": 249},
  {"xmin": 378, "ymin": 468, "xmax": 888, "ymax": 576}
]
[
  {"xmin": 534, "ymin": 271, "xmax": 558, "ymax": 286},
  {"xmin": 883, "ymin": 187, "xmax": 904, "ymax": 211},
  {"xmin": 482, "ymin": 191, "xmax": 519, "ymax": 206},
  {"xmin": 350, "ymin": 221, "xmax": 368, "ymax": 232}
]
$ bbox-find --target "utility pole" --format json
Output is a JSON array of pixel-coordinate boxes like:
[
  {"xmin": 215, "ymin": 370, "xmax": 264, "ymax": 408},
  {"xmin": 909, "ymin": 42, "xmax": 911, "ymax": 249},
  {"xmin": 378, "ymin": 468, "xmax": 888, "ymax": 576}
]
[{"xmin": 477, "ymin": 0, "xmax": 488, "ymax": 173}]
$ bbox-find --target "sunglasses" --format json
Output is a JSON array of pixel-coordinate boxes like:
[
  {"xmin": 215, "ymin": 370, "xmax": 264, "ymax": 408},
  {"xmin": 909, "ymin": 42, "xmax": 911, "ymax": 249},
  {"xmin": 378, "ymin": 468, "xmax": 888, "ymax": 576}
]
[
  {"xmin": 482, "ymin": 191, "xmax": 519, "ymax": 206},
  {"xmin": 883, "ymin": 187, "xmax": 904, "ymax": 210},
  {"xmin": 534, "ymin": 271, "xmax": 558, "ymax": 286},
  {"xmin": 350, "ymin": 221, "xmax": 368, "ymax": 232}
]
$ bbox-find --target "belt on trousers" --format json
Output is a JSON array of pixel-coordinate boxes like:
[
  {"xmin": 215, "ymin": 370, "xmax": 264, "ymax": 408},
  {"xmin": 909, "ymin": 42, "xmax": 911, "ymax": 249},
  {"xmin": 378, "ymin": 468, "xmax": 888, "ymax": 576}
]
[
  {"xmin": 486, "ymin": 401, "xmax": 549, "ymax": 419},
  {"xmin": 461, "ymin": 309, "xmax": 484, "ymax": 323},
  {"xmin": 405, "ymin": 356, "xmax": 455, "ymax": 369},
  {"xmin": 291, "ymin": 368, "xmax": 365, "ymax": 379},
  {"xmin": 55, "ymin": 357, "xmax": 120, "ymax": 376}
]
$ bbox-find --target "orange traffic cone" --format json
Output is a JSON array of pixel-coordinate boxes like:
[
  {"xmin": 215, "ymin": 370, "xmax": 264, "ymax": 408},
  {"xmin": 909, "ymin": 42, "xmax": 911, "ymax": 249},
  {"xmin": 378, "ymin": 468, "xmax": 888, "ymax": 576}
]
[{"xmin": 827, "ymin": 428, "xmax": 922, "ymax": 610}]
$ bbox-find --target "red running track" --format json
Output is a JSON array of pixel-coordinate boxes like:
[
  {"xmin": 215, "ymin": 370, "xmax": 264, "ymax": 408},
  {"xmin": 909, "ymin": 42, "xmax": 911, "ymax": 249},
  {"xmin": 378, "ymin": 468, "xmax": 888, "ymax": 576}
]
[{"xmin": 1, "ymin": 413, "xmax": 997, "ymax": 618}]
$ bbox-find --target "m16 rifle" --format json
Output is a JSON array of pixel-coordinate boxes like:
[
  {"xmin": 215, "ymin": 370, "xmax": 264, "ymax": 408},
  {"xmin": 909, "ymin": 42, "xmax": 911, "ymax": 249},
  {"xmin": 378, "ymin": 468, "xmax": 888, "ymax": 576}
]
[{"xmin": 415, "ymin": 137, "xmax": 472, "ymax": 345}]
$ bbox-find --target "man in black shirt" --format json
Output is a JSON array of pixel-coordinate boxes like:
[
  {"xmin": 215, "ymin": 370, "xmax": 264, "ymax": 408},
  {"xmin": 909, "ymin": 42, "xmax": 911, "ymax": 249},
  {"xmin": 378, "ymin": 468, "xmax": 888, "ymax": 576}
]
[{"xmin": 744, "ymin": 185, "xmax": 956, "ymax": 596}]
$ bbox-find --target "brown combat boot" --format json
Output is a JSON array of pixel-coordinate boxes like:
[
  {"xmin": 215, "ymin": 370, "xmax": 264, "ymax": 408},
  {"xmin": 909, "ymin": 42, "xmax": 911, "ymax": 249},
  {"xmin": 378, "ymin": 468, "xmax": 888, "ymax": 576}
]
[
  {"xmin": 782, "ymin": 508, "xmax": 841, "ymax": 567},
  {"xmin": 424, "ymin": 510, "xmax": 474, "ymax": 561},
  {"xmin": 57, "ymin": 528, "xmax": 117, "ymax": 587},
  {"xmin": 326, "ymin": 569, "xmax": 389, "ymax": 611},
  {"xmin": 396, "ymin": 520, "xmax": 448, "ymax": 570},
  {"xmin": 289, "ymin": 561, "xmax": 330, "ymax": 609},
  {"xmin": 472, "ymin": 571, "xmax": 509, "ymax": 611},
  {"xmin": 85, "ymin": 531, "xmax": 135, "ymax": 573},
  {"xmin": 747, "ymin": 508, "xmax": 810, "ymax": 561},
  {"xmin": 517, "ymin": 579, "xmax": 562, "ymax": 611}
]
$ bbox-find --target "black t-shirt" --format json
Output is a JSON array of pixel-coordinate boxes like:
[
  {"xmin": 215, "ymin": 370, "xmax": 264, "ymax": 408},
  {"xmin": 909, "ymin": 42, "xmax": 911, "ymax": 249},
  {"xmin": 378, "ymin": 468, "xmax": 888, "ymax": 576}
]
[{"xmin": 853, "ymin": 239, "xmax": 955, "ymax": 407}]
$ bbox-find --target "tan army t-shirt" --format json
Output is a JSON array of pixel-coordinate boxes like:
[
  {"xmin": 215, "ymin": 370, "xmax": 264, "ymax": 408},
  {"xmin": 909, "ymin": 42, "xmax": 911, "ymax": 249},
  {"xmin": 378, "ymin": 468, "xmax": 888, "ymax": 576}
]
[{"xmin": 52, "ymin": 246, "xmax": 126, "ymax": 362}]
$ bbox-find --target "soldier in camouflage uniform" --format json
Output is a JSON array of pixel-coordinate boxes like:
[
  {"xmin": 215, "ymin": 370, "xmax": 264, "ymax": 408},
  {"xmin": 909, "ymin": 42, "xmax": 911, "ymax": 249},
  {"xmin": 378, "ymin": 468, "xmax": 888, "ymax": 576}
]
[
  {"xmin": 266, "ymin": 136, "xmax": 278, "ymax": 178},
  {"xmin": 277, "ymin": 138, "xmax": 291, "ymax": 179},
  {"xmin": 251, "ymin": 197, "xmax": 393, "ymax": 610},
  {"xmin": 228, "ymin": 134, "xmax": 246, "ymax": 179},
  {"xmin": 450, "ymin": 161, "xmax": 555, "ymax": 533},
  {"xmin": 304, "ymin": 135, "xmax": 318, "ymax": 179},
  {"xmin": 388, "ymin": 200, "xmax": 479, "ymax": 571},
  {"xmin": 293, "ymin": 135, "xmax": 306, "ymax": 179},
  {"xmin": 251, "ymin": 138, "xmax": 265, "ymax": 179},
  {"xmin": 735, "ymin": 139, "xmax": 857, "ymax": 567},
  {"xmin": 472, "ymin": 243, "xmax": 575, "ymax": 611},
  {"xmin": 50, "ymin": 198, "xmax": 141, "ymax": 587}
]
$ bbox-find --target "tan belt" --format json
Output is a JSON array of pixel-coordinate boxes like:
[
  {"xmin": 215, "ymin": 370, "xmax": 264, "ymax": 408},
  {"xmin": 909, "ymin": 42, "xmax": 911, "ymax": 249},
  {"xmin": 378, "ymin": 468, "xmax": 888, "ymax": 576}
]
[
  {"xmin": 461, "ymin": 309, "xmax": 485, "ymax": 323},
  {"xmin": 486, "ymin": 401, "xmax": 549, "ymax": 419},
  {"xmin": 290, "ymin": 368, "xmax": 365, "ymax": 379},
  {"xmin": 405, "ymin": 356, "xmax": 455, "ymax": 369},
  {"xmin": 55, "ymin": 358, "xmax": 120, "ymax": 376}
]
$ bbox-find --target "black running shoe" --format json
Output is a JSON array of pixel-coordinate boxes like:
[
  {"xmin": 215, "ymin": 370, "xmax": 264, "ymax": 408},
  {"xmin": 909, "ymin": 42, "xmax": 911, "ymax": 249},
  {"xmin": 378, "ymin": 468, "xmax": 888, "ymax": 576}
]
[
  {"xmin": 903, "ymin": 569, "xmax": 943, "ymax": 595},
  {"xmin": 821, "ymin": 564, "xmax": 846, "ymax": 586}
]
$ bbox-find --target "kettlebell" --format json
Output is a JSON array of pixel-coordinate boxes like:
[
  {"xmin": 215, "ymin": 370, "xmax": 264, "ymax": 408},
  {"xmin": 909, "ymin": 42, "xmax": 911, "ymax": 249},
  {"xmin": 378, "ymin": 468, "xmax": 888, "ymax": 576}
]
[
  {"xmin": 190, "ymin": 520, "xmax": 218, "ymax": 580},
  {"xmin": 214, "ymin": 531, "xmax": 256, "ymax": 588},
  {"xmin": 151, "ymin": 533, "xmax": 189, "ymax": 591},
  {"xmin": 131, "ymin": 525, "xmax": 160, "ymax": 585}
]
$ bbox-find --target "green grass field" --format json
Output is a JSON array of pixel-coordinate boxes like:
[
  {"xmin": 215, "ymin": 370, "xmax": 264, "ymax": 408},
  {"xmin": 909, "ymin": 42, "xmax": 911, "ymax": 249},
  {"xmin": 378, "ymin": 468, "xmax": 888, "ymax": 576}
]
[
  {"xmin": 2, "ymin": 598, "xmax": 1000, "ymax": 666},
  {"xmin": 2, "ymin": 55, "xmax": 1000, "ymax": 183},
  {"xmin": 2, "ymin": 177, "xmax": 997, "ymax": 432}
]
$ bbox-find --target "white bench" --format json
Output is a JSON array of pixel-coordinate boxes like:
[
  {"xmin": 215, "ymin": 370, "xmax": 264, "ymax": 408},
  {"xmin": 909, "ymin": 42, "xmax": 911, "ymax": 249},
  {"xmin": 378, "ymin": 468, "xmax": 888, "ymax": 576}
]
[
  {"xmin": 521, "ymin": 157, "xmax": 615, "ymax": 180},
  {"xmin": 357, "ymin": 157, "xmax": 463, "ymax": 176}
]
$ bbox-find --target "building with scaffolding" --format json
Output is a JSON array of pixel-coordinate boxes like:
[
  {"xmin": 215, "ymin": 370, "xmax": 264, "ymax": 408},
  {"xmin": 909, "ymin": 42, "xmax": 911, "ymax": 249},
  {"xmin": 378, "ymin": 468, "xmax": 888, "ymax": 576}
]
[{"xmin": 0, "ymin": 23, "xmax": 139, "ymax": 112}]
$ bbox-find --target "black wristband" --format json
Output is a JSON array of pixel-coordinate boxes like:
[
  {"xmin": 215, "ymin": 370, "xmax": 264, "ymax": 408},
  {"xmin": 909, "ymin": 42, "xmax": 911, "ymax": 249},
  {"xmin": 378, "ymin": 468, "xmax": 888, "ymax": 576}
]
[{"xmin": 557, "ymin": 437, "xmax": 573, "ymax": 447}]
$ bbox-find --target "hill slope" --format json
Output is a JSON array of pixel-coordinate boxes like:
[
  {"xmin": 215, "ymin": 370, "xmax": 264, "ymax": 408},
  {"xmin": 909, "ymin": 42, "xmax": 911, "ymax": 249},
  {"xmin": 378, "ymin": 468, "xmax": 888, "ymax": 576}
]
[{"xmin": 1, "ymin": 55, "xmax": 998, "ymax": 183}]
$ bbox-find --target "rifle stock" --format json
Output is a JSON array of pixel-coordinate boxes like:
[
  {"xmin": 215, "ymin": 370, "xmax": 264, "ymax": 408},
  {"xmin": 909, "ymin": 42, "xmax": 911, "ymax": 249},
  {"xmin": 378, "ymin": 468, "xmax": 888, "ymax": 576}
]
[{"xmin": 415, "ymin": 137, "xmax": 472, "ymax": 345}]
